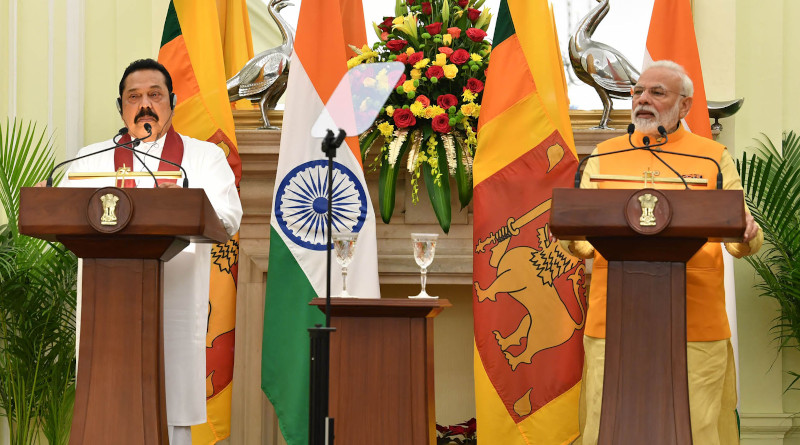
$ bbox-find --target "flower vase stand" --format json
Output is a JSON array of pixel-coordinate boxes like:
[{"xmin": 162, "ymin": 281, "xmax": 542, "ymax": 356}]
[
  {"xmin": 19, "ymin": 187, "xmax": 229, "ymax": 445},
  {"xmin": 550, "ymin": 188, "xmax": 746, "ymax": 445},
  {"xmin": 310, "ymin": 297, "xmax": 451, "ymax": 445}
]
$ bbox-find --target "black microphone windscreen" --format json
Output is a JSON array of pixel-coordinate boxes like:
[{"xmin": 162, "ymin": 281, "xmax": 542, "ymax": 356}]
[
  {"xmin": 143, "ymin": 123, "xmax": 152, "ymax": 133},
  {"xmin": 657, "ymin": 126, "xmax": 667, "ymax": 137},
  {"xmin": 627, "ymin": 123, "xmax": 635, "ymax": 135},
  {"xmin": 643, "ymin": 136, "xmax": 650, "ymax": 146},
  {"xmin": 117, "ymin": 127, "xmax": 128, "ymax": 136}
]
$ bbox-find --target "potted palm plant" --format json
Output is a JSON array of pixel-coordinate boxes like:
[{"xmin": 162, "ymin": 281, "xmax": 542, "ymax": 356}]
[
  {"xmin": 0, "ymin": 119, "xmax": 77, "ymax": 445},
  {"xmin": 737, "ymin": 131, "xmax": 800, "ymax": 387}
]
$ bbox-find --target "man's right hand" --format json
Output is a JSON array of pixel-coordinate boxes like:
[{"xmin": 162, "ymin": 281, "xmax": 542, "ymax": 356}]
[{"xmin": 34, "ymin": 180, "xmax": 47, "ymax": 187}]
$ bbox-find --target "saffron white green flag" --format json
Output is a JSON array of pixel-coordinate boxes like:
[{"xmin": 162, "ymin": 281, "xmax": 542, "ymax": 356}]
[{"xmin": 261, "ymin": 1, "xmax": 379, "ymax": 444}]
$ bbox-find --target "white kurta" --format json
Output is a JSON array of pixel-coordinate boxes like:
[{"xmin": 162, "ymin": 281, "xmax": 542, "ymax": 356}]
[{"xmin": 60, "ymin": 132, "xmax": 242, "ymax": 427}]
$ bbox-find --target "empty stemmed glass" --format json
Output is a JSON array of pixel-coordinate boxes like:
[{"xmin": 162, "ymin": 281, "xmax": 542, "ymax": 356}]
[
  {"xmin": 409, "ymin": 233, "xmax": 438, "ymax": 298},
  {"xmin": 332, "ymin": 232, "xmax": 358, "ymax": 298}
]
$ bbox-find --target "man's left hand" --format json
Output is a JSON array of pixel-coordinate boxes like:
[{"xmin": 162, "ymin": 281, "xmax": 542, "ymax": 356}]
[
  {"xmin": 743, "ymin": 213, "xmax": 760, "ymax": 242},
  {"xmin": 158, "ymin": 182, "xmax": 180, "ymax": 189}
]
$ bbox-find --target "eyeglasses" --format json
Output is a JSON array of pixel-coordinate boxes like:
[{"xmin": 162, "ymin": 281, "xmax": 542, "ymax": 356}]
[{"xmin": 631, "ymin": 86, "xmax": 687, "ymax": 100}]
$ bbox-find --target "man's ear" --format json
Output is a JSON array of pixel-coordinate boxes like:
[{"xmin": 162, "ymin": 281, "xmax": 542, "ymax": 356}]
[{"xmin": 679, "ymin": 96, "xmax": 693, "ymax": 120}]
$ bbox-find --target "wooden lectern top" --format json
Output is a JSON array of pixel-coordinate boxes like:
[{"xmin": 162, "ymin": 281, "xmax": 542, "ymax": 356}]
[{"xmin": 19, "ymin": 187, "xmax": 228, "ymax": 260}]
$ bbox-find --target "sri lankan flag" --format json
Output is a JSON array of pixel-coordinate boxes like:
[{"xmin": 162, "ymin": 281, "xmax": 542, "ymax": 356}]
[
  {"xmin": 472, "ymin": 1, "xmax": 586, "ymax": 443},
  {"xmin": 158, "ymin": 1, "xmax": 251, "ymax": 443}
]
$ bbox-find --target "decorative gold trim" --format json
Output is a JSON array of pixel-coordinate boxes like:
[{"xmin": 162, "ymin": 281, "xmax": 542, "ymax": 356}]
[
  {"xmin": 69, "ymin": 171, "xmax": 183, "ymax": 180},
  {"xmin": 589, "ymin": 174, "xmax": 707, "ymax": 185}
]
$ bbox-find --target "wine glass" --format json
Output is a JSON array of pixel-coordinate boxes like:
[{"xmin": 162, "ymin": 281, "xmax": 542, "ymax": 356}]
[
  {"xmin": 332, "ymin": 232, "xmax": 358, "ymax": 298},
  {"xmin": 409, "ymin": 233, "xmax": 438, "ymax": 298}
]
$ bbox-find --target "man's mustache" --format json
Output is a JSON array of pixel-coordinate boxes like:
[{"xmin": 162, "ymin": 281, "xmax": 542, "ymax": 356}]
[{"xmin": 134, "ymin": 108, "xmax": 159, "ymax": 123}]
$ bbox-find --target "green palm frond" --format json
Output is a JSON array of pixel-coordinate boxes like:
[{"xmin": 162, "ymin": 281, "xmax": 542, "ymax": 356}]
[
  {"xmin": 0, "ymin": 118, "xmax": 76, "ymax": 444},
  {"xmin": 738, "ymin": 132, "xmax": 800, "ymax": 368}
]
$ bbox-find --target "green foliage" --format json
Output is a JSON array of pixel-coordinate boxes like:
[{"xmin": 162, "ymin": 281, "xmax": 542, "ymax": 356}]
[
  {"xmin": 737, "ymin": 131, "xmax": 800, "ymax": 390},
  {"xmin": 0, "ymin": 119, "xmax": 77, "ymax": 444}
]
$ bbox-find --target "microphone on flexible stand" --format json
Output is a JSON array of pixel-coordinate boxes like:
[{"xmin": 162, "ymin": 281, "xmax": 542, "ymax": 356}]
[
  {"xmin": 647, "ymin": 125, "xmax": 724, "ymax": 189},
  {"xmin": 127, "ymin": 123, "xmax": 189, "ymax": 188},
  {"xmin": 46, "ymin": 127, "xmax": 149, "ymax": 187}
]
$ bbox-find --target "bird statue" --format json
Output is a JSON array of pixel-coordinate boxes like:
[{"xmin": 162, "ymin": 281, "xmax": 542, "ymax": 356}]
[
  {"xmin": 226, "ymin": 0, "xmax": 294, "ymax": 130},
  {"xmin": 568, "ymin": 0, "xmax": 640, "ymax": 129},
  {"xmin": 707, "ymin": 98, "xmax": 744, "ymax": 133}
]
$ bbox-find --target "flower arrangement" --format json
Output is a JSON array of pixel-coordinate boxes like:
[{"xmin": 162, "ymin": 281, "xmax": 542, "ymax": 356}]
[
  {"xmin": 436, "ymin": 417, "xmax": 477, "ymax": 444},
  {"xmin": 348, "ymin": 0, "xmax": 493, "ymax": 233}
]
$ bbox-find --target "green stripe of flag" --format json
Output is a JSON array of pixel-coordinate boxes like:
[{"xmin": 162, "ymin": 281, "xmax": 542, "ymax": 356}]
[
  {"xmin": 262, "ymin": 227, "xmax": 324, "ymax": 445},
  {"xmin": 160, "ymin": 1, "xmax": 181, "ymax": 47},
  {"xmin": 492, "ymin": 0, "xmax": 515, "ymax": 47}
]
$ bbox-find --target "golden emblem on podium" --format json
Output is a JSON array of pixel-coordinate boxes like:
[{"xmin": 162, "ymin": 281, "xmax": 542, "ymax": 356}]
[
  {"xmin": 100, "ymin": 193, "xmax": 120, "ymax": 226},
  {"xmin": 638, "ymin": 193, "xmax": 658, "ymax": 227}
]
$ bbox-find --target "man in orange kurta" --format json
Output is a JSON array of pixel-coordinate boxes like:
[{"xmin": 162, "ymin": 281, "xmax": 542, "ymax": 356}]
[{"xmin": 562, "ymin": 61, "xmax": 762, "ymax": 445}]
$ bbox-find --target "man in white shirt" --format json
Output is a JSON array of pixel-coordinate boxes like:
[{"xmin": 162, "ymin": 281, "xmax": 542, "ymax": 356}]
[{"xmin": 59, "ymin": 58, "xmax": 242, "ymax": 444}]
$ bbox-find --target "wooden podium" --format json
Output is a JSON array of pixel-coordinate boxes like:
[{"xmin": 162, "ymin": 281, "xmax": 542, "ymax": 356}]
[
  {"xmin": 549, "ymin": 188, "xmax": 746, "ymax": 445},
  {"xmin": 19, "ymin": 187, "xmax": 228, "ymax": 445},
  {"xmin": 310, "ymin": 297, "xmax": 450, "ymax": 445}
]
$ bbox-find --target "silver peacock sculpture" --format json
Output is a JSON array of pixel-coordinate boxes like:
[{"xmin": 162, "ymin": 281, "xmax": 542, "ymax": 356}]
[
  {"xmin": 568, "ymin": 0, "xmax": 640, "ymax": 129},
  {"xmin": 227, "ymin": 0, "xmax": 293, "ymax": 130}
]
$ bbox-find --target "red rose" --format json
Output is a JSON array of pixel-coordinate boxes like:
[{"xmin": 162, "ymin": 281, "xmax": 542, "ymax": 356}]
[
  {"xmin": 386, "ymin": 39, "xmax": 408, "ymax": 52},
  {"xmin": 395, "ymin": 53, "xmax": 409, "ymax": 64},
  {"xmin": 395, "ymin": 73, "xmax": 406, "ymax": 88},
  {"xmin": 379, "ymin": 17, "xmax": 394, "ymax": 32},
  {"xmin": 450, "ymin": 49, "xmax": 470, "ymax": 65},
  {"xmin": 466, "ymin": 28, "xmax": 487, "ymax": 42},
  {"xmin": 422, "ymin": 2, "xmax": 432, "ymax": 15},
  {"xmin": 425, "ymin": 65, "xmax": 445, "ymax": 80},
  {"xmin": 468, "ymin": 8, "xmax": 481, "ymax": 22},
  {"xmin": 407, "ymin": 0, "xmax": 417, "ymax": 4},
  {"xmin": 436, "ymin": 94, "xmax": 458, "ymax": 109},
  {"xmin": 431, "ymin": 114, "xmax": 452, "ymax": 133},
  {"xmin": 466, "ymin": 77, "xmax": 484, "ymax": 93},
  {"xmin": 416, "ymin": 95, "xmax": 431, "ymax": 107},
  {"xmin": 408, "ymin": 51, "xmax": 424, "ymax": 66},
  {"xmin": 438, "ymin": 47, "xmax": 454, "ymax": 56},
  {"xmin": 457, "ymin": 0, "xmax": 468, "ymax": 7},
  {"xmin": 447, "ymin": 27, "xmax": 461, "ymax": 39},
  {"xmin": 393, "ymin": 108, "xmax": 416, "ymax": 129},
  {"xmin": 425, "ymin": 22, "xmax": 442, "ymax": 35}
]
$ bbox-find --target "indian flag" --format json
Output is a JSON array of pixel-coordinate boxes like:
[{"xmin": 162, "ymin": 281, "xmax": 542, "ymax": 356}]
[
  {"xmin": 158, "ymin": 1, "xmax": 251, "ymax": 443},
  {"xmin": 644, "ymin": 0, "xmax": 740, "ymax": 437},
  {"xmin": 472, "ymin": 1, "xmax": 585, "ymax": 443},
  {"xmin": 261, "ymin": 0, "xmax": 381, "ymax": 444}
]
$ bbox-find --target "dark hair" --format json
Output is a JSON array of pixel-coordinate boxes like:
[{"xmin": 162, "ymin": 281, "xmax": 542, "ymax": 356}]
[{"xmin": 118, "ymin": 58, "xmax": 173, "ymax": 97}]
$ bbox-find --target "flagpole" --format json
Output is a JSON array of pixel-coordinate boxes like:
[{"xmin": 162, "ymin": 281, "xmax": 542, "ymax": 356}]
[{"xmin": 308, "ymin": 128, "xmax": 346, "ymax": 445}]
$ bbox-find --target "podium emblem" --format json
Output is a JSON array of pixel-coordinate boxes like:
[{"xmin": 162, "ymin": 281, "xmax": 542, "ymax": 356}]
[
  {"xmin": 638, "ymin": 193, "xmax": 658, "ymax": 227},
  {"xmin": 274, "ymin": 160, "xmax": 367, "ymax": 251},
  {"xmin": 625, "ymin": 189, "xmax": 671, "ymax": 235},
  {"xmin": 100, "ymin": 193, "xmax": 120, "ymax": 225},
  {"xmin": 87, "ymin": 187, "xmax": 132, "ymax": 234}
]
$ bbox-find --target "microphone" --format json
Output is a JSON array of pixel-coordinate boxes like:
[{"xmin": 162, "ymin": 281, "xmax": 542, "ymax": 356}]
[
  {"xmin": 574, "ymin": 126, "xmax": 668, "ymax": 188},
  {"xmin": 646, "ymin": 125, "xmax": 724, "ymax": 189},
  {"xmin": 123, "ymin": 125, "xmax": 160, "ymax": 187},
  {"xmin": 116, "ymin": 124, "xmax": 190, "ymax": 188},
  {"xmin": 46, "ymin": 127, "xmax": 149, "ymax": 187}
]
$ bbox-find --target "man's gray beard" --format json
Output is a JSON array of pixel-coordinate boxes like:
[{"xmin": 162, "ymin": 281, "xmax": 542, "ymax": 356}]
[{"xmin": 632, "ymin": 102, "xmax": 681, "ymax": 134}]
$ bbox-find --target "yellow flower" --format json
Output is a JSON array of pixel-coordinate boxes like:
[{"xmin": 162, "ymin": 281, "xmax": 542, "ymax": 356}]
[
  {"xmin": 347, "ymin": 56, "xmax": 363, "ymax": 69},
  {"xmin": 443, "ymin": 64, "xmax": 458, "ymax": 79},
  {"xmin": 385, "ymin": 106, "xmax": 395, "ymax": 117},
  {"xmin": 402, "ymin": 80, "xmax": 417, "ymax": 93},
  {"xmin": 392, "ymin": 16, "xmax": 405, "ymax": 25},
  {"xmin": 423, "ymin": 105, "xmax": 446, "ymax": 119},
  {"xmin": 433, "ymin": 53, "xmax": 447, "ymax": 67},
  {"xmin": 413, "ymin": 58, "xmax": 430, "ymax": 70},
  {"xmin": 378, "ymin": 122, "xmax": 395, "ymax": 137},
  {"xmin": 409, "ymin": 101, "xmax": 426, "ymax": 117},
  {"xmin": 406, "ymin": 47, "xmax": 415, "ymax": 55},
  {"xmin": 442, "ymin": 34, "xmax": 452, "ymax": 46},
  {"xmin": 410, "ymin": 69, "xmax": 422, "ymax": 80},
  {"xmin": 470, "ymin": 53, "xmax": 483, "ymax": 62},
  {"xmin": 462, "ymin": 89, "xmax": 477, "ymax": 102},
  {"xmin": 460, "ymin": 102, "xmax": 478, "ymax": 117},
  {"xmin": 361, "ymin": 44, "xmax": 371, "ymax": 53}
]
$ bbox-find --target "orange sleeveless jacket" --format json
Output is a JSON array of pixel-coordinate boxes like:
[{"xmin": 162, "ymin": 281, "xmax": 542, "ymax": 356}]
[{"xmin": 585, "ymin": 126, "xmax": 730, "ymax": 341}]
